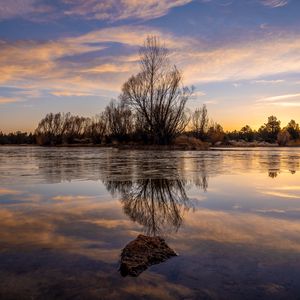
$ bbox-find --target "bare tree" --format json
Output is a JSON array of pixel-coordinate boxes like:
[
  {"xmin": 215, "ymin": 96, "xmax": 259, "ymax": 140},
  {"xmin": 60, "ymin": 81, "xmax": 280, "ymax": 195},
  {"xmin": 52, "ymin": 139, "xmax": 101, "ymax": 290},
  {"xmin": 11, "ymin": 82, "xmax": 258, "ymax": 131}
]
[
  {"xmin": 121, "ymin": 36, "xmax": 191, "ymax": 145},
  {"xmin": 35, "ymin": 112, "xmax": 70, "ymax": 145},
  {"xmin": 105, "ymin": 100, "xmax": 134, "ymax": 141},
  {"xmin": 85, "ymin": 113, "xmax": 107, "ymax": 144},
  {"xmin": 191, "ymin": 104, "xmax": 209, "ymax": 140}
]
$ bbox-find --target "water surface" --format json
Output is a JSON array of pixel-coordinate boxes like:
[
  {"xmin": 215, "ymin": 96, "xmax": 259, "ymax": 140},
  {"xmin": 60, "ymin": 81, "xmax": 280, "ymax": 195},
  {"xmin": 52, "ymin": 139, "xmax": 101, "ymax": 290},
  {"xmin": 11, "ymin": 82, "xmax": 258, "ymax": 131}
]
[{"xmin": 1, "ymin": 146, "xmax": 300, "ymax": 299}]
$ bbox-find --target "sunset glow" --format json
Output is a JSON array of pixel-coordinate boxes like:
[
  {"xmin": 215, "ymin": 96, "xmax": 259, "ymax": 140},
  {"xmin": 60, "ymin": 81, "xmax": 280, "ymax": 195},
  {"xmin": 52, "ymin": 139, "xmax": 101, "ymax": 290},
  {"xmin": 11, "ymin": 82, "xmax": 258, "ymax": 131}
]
[{"xmin": 0, "ymin": 0, "xmax": 300, "ymax": 132}]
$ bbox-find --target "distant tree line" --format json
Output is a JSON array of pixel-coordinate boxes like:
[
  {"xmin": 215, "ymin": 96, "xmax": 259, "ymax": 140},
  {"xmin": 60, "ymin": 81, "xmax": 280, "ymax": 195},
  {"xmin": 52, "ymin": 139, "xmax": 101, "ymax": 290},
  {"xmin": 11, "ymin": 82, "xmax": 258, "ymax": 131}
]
[
  {"xmin": 0, "ymin": 131, "xmax": 35, "ymax": 145},
  {"xmin": 2, "ymin": 109, "xmax": 299, "ymax": 147},
  {"xmin": 225, "ymin": 116, "xmax": 300, "ymax": 146}
]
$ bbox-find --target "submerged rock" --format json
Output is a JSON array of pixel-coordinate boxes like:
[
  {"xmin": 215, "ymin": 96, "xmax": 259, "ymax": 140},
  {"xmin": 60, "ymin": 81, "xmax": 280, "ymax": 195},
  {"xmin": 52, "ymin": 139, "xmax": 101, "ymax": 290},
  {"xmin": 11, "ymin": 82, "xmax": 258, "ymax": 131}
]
[{"xmin": 119, "ymin": 234, "xmax": 177, "ymax": 277}]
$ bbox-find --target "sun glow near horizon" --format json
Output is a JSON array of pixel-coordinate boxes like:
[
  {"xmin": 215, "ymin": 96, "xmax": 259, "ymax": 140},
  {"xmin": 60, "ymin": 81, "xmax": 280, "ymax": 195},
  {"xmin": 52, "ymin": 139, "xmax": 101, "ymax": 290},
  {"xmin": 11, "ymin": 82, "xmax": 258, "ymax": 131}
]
[{"xmin": 0, "ymin": 0, "xmax": 300, "ymax": 133}]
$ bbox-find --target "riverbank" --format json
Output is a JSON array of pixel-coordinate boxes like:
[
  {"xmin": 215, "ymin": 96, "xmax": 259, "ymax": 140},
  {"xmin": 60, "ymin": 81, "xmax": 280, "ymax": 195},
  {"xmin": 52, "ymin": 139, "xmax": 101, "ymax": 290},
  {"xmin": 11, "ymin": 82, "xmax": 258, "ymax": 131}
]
[{"xmin": 1, "ymin": 137, "xmax": 300, "ymax": 149}]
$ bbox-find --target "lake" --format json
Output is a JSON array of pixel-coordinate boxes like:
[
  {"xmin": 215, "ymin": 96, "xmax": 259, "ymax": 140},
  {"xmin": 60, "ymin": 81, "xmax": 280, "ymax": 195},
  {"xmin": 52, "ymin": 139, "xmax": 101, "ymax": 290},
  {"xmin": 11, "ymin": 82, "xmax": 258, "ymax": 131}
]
[{"xmin": 1, "ymin": 146, "xmax": 300, "ymax": 299}]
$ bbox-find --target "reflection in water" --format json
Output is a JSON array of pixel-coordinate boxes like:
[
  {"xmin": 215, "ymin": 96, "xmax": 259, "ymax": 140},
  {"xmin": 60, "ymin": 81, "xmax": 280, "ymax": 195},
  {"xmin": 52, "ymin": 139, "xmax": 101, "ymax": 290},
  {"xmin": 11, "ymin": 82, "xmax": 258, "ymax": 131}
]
[
  {"xmin": 287, "ymin": 156, "xmax": 299, "ymax": 174},
  {"xmin": 122, "ymin": 179, "xmax": 189, "ymax": 236},
  {"xmin": 100, "ymin": 157, "xmax": 194, "ymax": 276},
  {"xmin": 106, "ymin": 179, "xmax": 190, "ymax": 236},
  {"xmin": 105, "ymin": 177, "xmax": 190, "ymax": 276},
  {"xmin": 1, "ymin": 147, "xmax": 300, "ymax": 298},
  {"xmin": 269, "ymin": 170, "xmax": 278, "ymax": 178}
]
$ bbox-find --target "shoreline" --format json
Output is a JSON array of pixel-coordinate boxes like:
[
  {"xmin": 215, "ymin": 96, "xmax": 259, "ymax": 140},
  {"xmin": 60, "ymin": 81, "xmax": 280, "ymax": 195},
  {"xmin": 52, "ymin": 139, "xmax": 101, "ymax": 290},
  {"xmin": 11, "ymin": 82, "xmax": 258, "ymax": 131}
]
[{"xmin": 1, "ymin": 144, "xmax": 299, "ymax": 150}]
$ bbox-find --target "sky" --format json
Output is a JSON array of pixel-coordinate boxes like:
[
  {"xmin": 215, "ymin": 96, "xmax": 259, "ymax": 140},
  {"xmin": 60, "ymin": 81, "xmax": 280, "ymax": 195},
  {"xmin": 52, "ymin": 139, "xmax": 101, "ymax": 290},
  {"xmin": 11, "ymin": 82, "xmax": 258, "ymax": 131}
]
[{"xmin": 0, "ymin": 0, "xmax": 300, "ymax": 133}]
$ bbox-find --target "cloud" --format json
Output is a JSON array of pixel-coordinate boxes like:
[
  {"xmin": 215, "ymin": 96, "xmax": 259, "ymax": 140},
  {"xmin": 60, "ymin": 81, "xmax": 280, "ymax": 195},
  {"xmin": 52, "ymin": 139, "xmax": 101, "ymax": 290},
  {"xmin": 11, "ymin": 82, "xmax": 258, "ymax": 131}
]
[
  {"xmin": 2, "ymin": 24, "xmax": 300, "ymax": 103},
  {"xmin": 63, "ymin": 0, "xmax": 193, "ymax": 21},
  {"xmin": 0, "ymin": 0, "xmax": 193, "ymax": 22},
  {"xmin": 0, "ymin": 25, "xmax": 191, "ymax": 98},
  {"xmin": 181, "ymin": 35, "xmax": 300, "ymax": 84},
  {"xmin": 0, "ymin": 0, "xmax": 53, "ymax": 21},
  {"xmin": 259, "ymin": 185, "xmax": 300, "ymax": 199},
  {"xmin": 52, "ymin": 195, "xmax": 97, "ymax": 201},
  {"xmin": 261, "ymin": 191, "xmax": 300, "ymax": 198},
  {"xmin": 257, "ymin": 93, "xmax": 300, "ymax": 102},
  {"xmin": 51, "ymin": 91, "xmax": 95, "ymax": 97},
  {"xmin": 0, "ymin": 187, "xmax": 23, "ymax": 195},
  {"xmin": 253, "ymin": 79, "xmax": 285, "ymax": 84},
  {"xmin": 260, "ymin": 0, "xmax": 289, "ymax": 8},
  {"xmin": 0, "ymin": 97, "xmax": 20, "ymax": 104}
]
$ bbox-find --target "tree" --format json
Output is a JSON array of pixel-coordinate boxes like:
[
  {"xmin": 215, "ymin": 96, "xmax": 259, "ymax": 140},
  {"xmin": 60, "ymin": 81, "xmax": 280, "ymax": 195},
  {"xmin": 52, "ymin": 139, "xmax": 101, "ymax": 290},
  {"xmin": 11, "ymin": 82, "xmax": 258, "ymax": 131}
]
[
  {"xmin": 285, "ymin": 119, "xmax": 300, "ymax": 140},
  {"xmin": 35, "ymin": 112, "xmax": 69, "ymax": 145},
  {"xmin": 35, "ymin": 112, "xmax": 90, "ymax": 145},
  {"xmin": 121, "ymin": 36, "xmax": 191, "ymax": 145},
  {"xmin": 207, "ymin": 122, "xmax": 224, "ymax": 144},
  {"xmin": 85, "ymin": 113, "xmax": 107, "ymax": 144},
  {"xmin": 63, "ymin": 115, "xmax": 87, "ymax": 143},
  {"xmin": 105, "ymin": 100, "xmax": 134, "ymax": 142},
  {"xmin": 191, "ymin": 104, "xmax": 209, "ymax": 140},
  {"xmin": 277, "ymin": 129, "xmax": 290, "ymax": 146},
  {"xmin": 258, "ymin": 115, "xmax": 281, "ymax": 143},
  {"xmin": 239, "ymin": 125, "xmax": 254, "ymax": 142}
]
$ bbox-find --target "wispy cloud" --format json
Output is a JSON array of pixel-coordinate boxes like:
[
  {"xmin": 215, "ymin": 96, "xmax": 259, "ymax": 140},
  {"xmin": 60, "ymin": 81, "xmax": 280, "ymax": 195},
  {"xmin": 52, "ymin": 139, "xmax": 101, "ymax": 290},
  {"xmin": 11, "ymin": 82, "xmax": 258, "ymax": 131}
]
[
  {"xmin": 0, "ymin": 0, "xmax": 193, "ymax": 22},
  {"xmin": 181, "ymin": 36, "xmax": 300, "ymax": 84},
  {"xmin": 0, "ymin": 25, "xmax": 191, "ymax": 98},
  {"xmin": 63, "ymin": 0, "xmax": 193, "ymax": 21},
  {"xmin": 0, "ymin": 187, "xmax": 23, "ymax": 195},
  {"xmin": 0, "ymin": 97, "xmax": 20, "ymax": 104},
  {"xmin": 2, "ymin": 25, "xmax": 300, "ymax": 103},
  {"xmin": 260, "ymin": 0, "xmax": 289, "ymax": 8},
  {"xmin": 52, "ymin": 195, "xmax": 97, "ymax": 201},
  {"xmin": 51, "ymin": 91, "xmax": 95, "ymax": 97},
  {"xmin": 0, "ymin": 0, "xmax": 53, "ymax": 21},
  {"xmin": 253, "ymin": 79, "xmax": 285, "ymax": 84},
  {"xmin": 257, "ymin": 93, "xmax": 300, "ymax": 102}
]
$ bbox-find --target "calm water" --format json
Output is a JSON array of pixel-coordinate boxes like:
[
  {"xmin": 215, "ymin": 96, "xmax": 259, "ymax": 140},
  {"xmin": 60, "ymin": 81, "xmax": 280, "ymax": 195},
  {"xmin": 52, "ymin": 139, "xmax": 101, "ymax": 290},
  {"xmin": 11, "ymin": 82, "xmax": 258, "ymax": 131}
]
[{"xmin": 1, "ymin": 146, "xmax": 300, "ymax": 299}]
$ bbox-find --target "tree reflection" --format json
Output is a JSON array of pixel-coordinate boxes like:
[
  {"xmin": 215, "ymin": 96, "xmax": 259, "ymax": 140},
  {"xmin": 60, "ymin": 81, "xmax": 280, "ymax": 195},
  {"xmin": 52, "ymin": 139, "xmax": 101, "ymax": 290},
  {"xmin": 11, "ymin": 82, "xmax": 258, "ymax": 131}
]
[
  {"xmin": 287, "ymin": 157, "xmax": 299, "ymax": 175},
  {"xmin": 268, "ymin": 170, "xmax": 278, "ymax": 178},
  {"xmin": 105, "ymin": 178, "xmax": 190, "ymax": 235}
]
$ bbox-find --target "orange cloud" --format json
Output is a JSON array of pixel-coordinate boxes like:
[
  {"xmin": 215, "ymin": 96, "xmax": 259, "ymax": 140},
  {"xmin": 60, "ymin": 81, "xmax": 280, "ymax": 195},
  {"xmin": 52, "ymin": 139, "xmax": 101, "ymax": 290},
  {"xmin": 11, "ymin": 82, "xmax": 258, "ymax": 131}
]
[
  {"xmin": 0, "ymin": 187, "xmax": 23, "ymax": 195},
  {"xmin": 0, "ymin": 97, "xmax": 19, "ymax": 104},
  {"xmin": 1, "ymin": 25, "xmax": 300, "ymax": 108},
  {"xmin": 52, "ymin": 195, "xmax": 97, "ymax": 201},
  {"xmin": 51, "ymin": 90, "xmax": 95, "ymax": 97}
]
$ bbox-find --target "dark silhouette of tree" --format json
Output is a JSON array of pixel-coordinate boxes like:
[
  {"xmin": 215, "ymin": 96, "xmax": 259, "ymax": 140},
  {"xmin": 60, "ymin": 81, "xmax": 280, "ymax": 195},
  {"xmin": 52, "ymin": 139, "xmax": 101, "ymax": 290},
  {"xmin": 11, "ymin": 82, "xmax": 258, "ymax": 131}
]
[
  {"xmin": 106, "ymin": 178, "xmax": 190, "ymax": 236},
  {"xmin": 285, "ymin": 119, "xmax": 300, "ymax": 140},
  {"xmin": 277, "ymin": 129, "xmax": 290, "ymax": 146},
  {"xmin": 191, "ymin": 104, "xmax": 209, "ymax": 140},
  {"xmin": 35, "ymin": 112, "xmax": 68, "ymax": 145},
  {"xmin": 207, "ymin": 122, "xmax": 224, "ymax": 144},
  {"xmin": 121, "ymin": 36, "xmax": 191, "ymax": 145},
  {"xmin": 0, "ymin": 131, "xmax": 35, "ymax": 144},
  {"xmin": 84, "ymin": 113, "xmax": 107, "ymax": 144},
  {"xmin": 258, "ymin": 115, "xmax": 281, "ymax": 143},
  {"xmin": 239, "ymin": 125, "xmax": 254, "ymax": 142},
  {"xmin": 104, "ymin": 100, "xmax": 134, "ymax": 142},
  {"xmin": 35, "ymin": 112, "xmax": 92, "ymax": 145},
  {"xmin": 63, "ymin": 115, "xmax": 88, "ymax": 144},
  {"xmin": 269, "ymin": 171, "xmax": 278, "ymax": 178}
]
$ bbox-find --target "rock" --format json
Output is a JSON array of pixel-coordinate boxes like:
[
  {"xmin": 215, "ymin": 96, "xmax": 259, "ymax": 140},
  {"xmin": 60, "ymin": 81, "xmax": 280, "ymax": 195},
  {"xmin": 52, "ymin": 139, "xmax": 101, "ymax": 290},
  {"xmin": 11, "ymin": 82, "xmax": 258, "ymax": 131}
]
[{"xmin": 119, "ymin": 234, "xmax": 177, "ymax": 277}]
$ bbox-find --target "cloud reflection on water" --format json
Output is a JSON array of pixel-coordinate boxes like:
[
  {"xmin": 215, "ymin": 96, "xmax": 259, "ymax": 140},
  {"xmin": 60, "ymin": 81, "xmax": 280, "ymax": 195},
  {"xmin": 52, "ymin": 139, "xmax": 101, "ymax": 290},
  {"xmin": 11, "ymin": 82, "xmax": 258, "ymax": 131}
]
[{"xmin": 1, "ymin": 147, "xmax": 300, "ymax": 298}]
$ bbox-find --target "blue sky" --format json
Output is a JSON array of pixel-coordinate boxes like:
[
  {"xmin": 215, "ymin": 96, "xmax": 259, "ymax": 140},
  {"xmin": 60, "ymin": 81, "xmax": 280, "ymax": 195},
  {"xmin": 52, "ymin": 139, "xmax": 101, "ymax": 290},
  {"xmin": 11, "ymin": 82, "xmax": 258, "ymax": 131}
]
[{"xmin": 0, "ymin": 0, "xmax": 300, "ymax": 132}]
